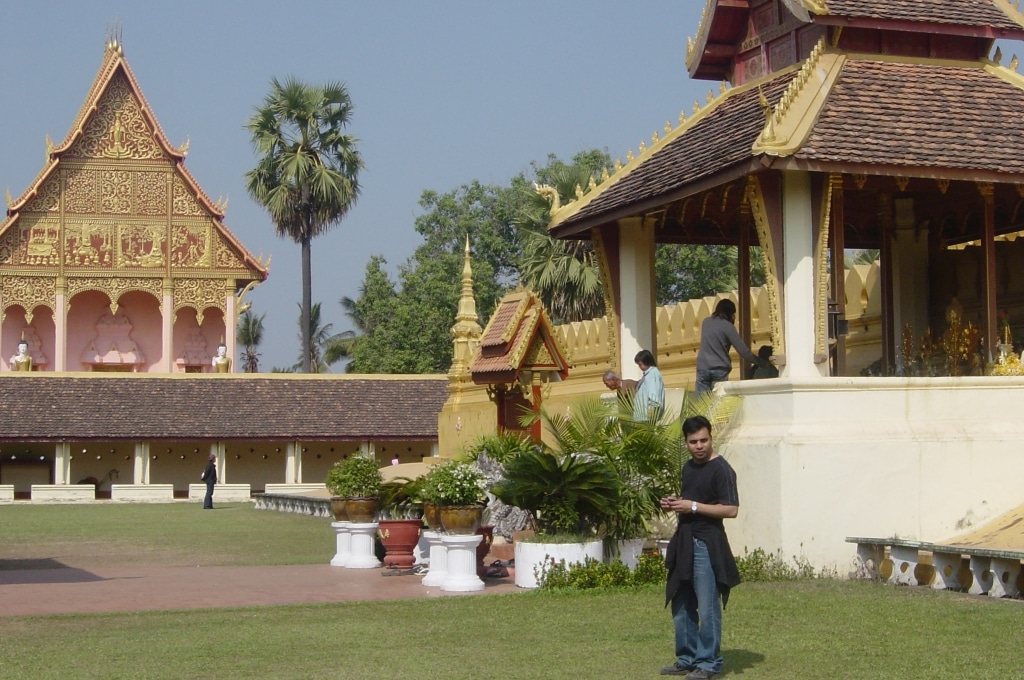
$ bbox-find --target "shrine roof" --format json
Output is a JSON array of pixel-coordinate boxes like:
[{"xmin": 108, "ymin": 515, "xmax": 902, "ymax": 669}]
[
  {"xmin": 549, "ymin": 51, "xmax": 1024, "ymax": 237},
  {"xmin": 810, "ymin": 0, "xmax": 1024, "ymax": 31},
  {"xmin": 470, "ymin": 290, "xmax": 569, "ymax": 383},
  {"xmin": 0, "ymin": 375, "xmax": 448, "ymax": 442},
  {"xmin": 794, "ymin": 59, "xmax": 1024, "ymax": 173}
]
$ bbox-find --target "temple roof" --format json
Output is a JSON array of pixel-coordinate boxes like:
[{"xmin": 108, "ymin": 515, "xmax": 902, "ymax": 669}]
[
  {"xmin": 470, "ymin": 290, "xmax": 569, "ymax": 384},
  {"xmin": 805, "ymin": 0, "xmax": 1024, "ymax": 31},
  {"xmin": 0, "ymin": 375, "xmax": 448, "ymax": 442},
  {"xmin": 0, "ymin": 41, "xmax": 267, "ymax": 283},
  {"xmin": 549, "ymin": 50, "xmax": 1024, "ymax": 238}
]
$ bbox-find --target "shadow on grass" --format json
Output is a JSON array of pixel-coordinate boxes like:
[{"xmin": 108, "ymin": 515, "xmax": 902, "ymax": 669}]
[
  {"xmin": 0, "ymin": 558, "xmax": 109, "ymax": 585},
  {"xmin": 722, "ymin": 648, "xmax": 765, "ymax": 675}
]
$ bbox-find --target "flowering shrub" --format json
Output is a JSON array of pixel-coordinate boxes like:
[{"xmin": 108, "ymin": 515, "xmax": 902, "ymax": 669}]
[{"xmin": 422, "ymin": 460, "xmax": 488, "ymax": 506}]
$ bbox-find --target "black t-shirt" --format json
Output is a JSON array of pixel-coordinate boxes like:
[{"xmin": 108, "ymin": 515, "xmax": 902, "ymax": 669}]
[{"xmin": 680, "ymin": 455, "xmax": 739, "ymax": 514}]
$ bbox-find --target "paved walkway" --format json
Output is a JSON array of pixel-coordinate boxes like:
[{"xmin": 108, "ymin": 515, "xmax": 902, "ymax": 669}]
[{"xmin": 0, "ymin": 563, "xmax": 519, "ymax": 617}]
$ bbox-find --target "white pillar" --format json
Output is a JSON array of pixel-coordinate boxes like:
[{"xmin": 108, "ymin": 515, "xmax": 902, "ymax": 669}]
[
  {"xmin": 133, "ymin": 442, "xmax": 150, "ymax": 484},
  {"xmin": 345, "ymin": 522, "xmax": 382, "ymax": 569},
  {"xmin": 359, "ymin": 441, "xmax": 375, "ymax": 461},
  {"xmin": 55, "ymin": 279, "xmax": 67, "ymax": 371},
  {"xmin": 330, "ymin": 521, "xmax": 352, "ymax": 567},
  {"xmin": 210, "ymin": 442, "xmax": 226, "ymax": 484},
  {"xmin": 285, "ymin": 441, "xmax": 300, "ymax": 484},
  {"xmin": 429, "ymin": 442, "xmax": 439, "ymax": 458},
  {"xmin": 421, "ymin": 531, "xmax": 448, "ymax": 587},
  {"xmin": 440, "ymin": 534, "xmax": 485, "ymax": 592},
  {"xmin": 225, "ymin": 280, "xmax": 236, "ymax": 374},
  {"xmin": 781, "ymin": 171, "xmax": 827, "ymax": 379},
  {"xmin": 161, "ymin": 285, "xmax": 173, "ymax": 373},
  {"xmin": 54, "ymin": 442, "xmax": 70, "ymax": 484},
  {"xmin": 617, "ymin": 216, "xmax": 657, "ymax": 377}
]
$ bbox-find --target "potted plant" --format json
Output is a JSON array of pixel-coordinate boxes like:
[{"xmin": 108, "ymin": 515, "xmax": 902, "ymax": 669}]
[
  {"xmin": 324, "ymin": 455, "xmax": 383, "ymax": 523},
  {"xmin": 422, "ymin": 460, "xmax": 488, "ymax": 535},
  {"xmin": 376, "ymin": 477, "xmax": 425, "ymax": 569}
]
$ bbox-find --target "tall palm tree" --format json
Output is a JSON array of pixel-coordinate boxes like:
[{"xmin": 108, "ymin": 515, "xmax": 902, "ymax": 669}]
[
  {"xmin": 245, "ymin": 77, "xmax": 363, "ymax": 372},
  {"xmin": 236, "ymin": 310, "xmax": 265, "ymax": 373}
]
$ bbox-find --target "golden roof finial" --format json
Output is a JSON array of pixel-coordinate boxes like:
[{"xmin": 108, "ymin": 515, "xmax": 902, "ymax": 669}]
[
  {"xmin": 176, "ymin": 136, "xmax": 190, "ymax": 156},
  {"xmin": 679, "ymin": 110, "xmax": 687, "ymax": 125},
  {"xmin": 664, "ymin": 120, "xmax": 672, "ymax": 135},
  {"xmin": 994, "ymin": 46, "xmax": 1003, "ymax": 64},
  {"xmin": 105, "ymin": 20, "xmax": 124, "ymax": 56},
  {"xmin": 4, "ymin": 188, "xmax": 11, "ymax": 209},
  {"xmin": 1011, "ymin": 54, "xmax": 1020, "ymax": 71},
  {"xmin": 45, "ymin": 134, "xmax": 53, "ymax": 159}
]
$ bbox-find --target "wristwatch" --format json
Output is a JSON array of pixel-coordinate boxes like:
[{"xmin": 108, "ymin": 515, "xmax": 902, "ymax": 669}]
[{"xmin": 691, "ymin": 501, "xmax": 698, "ymax": 514}]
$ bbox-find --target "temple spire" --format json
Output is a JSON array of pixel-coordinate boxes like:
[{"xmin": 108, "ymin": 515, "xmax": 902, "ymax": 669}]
[{"xmin": 449, "ymin": 236, "xmax": 483, "ymax": 379}]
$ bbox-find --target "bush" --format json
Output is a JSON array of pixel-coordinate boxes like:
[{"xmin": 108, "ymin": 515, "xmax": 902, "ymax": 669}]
[
  {"xmin": 735, "ymin": 547, "xmax": 820, "ymax": 582},
  {"xmin": 537, "ymin": 552, "xmax": 667, "ymax": 590},
  {"xmin": 324, "ymin": 455, "xmax": 383, "ymax": 498},
  {"xmin": 420, "ymin": 460, "xmax": 487, "ymax": 506}
]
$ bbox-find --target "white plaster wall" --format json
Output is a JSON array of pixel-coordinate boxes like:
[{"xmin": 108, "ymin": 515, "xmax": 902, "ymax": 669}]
[{"xmin": 721, "ymin": 377, "xmax": 1024, "ymax": 572}]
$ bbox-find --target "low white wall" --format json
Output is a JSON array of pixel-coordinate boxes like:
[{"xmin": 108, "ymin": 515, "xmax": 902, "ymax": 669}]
[
  {"xmin": 111, "ymin": 484, "xmax": 174, "ymax": 502},
  {"xmin": 31, "ymin": 484, "xmax": 95, "ymax": 502},
  {"xmin": 263, "ymin": 483, "xmax": 325, "ymax": 496},
  {"xmin": 0, "ymin": 485, "xmax": 13, "ymax": 502},
  {"xmin": 722, "ymin": 377, "xmax": 1024, "ymax": 572},
  {"xmin": 188, "ymin": 483, "xmax": 252, "ymax": 502}
]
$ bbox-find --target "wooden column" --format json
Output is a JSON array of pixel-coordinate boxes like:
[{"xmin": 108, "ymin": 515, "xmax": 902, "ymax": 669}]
[{"xmin": 980, "ymin": 183, "xmax": 997, "ymax": 363}]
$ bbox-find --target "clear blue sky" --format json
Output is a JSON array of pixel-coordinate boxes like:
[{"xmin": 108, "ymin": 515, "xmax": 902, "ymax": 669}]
[{"xmin": 0, "ymin": 1, "xmax": 708, "ymax": 371}]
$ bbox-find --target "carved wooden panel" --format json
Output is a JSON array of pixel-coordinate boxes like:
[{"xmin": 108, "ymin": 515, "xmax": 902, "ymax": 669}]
[
  {"xmin": 172, "ymin": 175, "xmax": 205, "ymax": 217},
  {"xmin": 23, "ymin": 176, "xmax": 60, "ymax": 213},
  {"xmin": 170, "ymin": 223, "xmax": 212, "ymax": 268},
  {"xmin": 66, "ymin": 73, "xmax": 163, "ymax": 160}
]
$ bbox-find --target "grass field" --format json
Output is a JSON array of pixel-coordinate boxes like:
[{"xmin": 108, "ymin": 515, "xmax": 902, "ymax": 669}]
[{"xmin": 1, "ymin": 503, "xmax": 1022, "ymax": 679}]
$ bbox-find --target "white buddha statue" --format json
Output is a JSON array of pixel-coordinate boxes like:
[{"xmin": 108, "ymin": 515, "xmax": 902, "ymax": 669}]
[
  {"xmin": 212, "ymin": 343, "xmax": 231, "ymax": 373},
  {"xmin": 10, "ymin": 340, "xmax": 32, "ymax": 371}
]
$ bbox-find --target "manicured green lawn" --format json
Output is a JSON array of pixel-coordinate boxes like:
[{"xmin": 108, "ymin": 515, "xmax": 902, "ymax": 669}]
[{"xmin": 2, "ymin": 504, "xmax": 1022, "ymax": 679}]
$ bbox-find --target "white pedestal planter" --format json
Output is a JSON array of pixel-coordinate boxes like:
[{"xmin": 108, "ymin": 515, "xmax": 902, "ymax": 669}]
[
  {"xmin": 440, "ymin": 534, "xmax": 484, "ymax": 592},
  {"xmin": 345, "ymin": 522, "xmax": 381, "ymax": 569},
  {"xmin": 330, "ymin": 521, "xmax": 351, "ymax": 567},
  {"xmin": 514, "ymin": 539, "xmax": 603, "ymax": 589},
  {"xmin": 421, "ymin": 531, "xmax": 448, "ymax": 587}
]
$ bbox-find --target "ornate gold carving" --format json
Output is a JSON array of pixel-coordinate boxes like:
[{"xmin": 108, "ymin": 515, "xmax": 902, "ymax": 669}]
[
  {"xmin": 65, "ymin": 222, "xmax": 115, "ymax": 267},
  {"xmin": 174, "ymin": 278, "xmax": 225, "ymax": 327},
  {"xmin": 66, "ymin": 276, "xmax": 162, "ymax": 307},
  {"xmin": 895, "ymin": 176, "xmax": 910, "ymax": 193},
  {"xmin": 21, "ymin": 218, "xmax": 61, "ymax": 266},
  {"xmin": 1, "ymin": 275, "xmax": 56, "ymax": 324},
  {"xmin": 23, "ymin": 177, "xmax": 60, "ymax": 213},
  {"xmin": 214, "ymin": 236, "xmax": 248, "ymax": 270},
  {"xmin": 119, "ymin": 224, "xmax": 166, "ymax": 267},
  {"xmin": 853, "ymin": 173, "xmax": 867, "ymax": 190},
  {"xmin": 135, "ymin": 172, "xmax": 168, "ymax": 215},
  {"xmin": 68, "ymin": 74, "xmax": 162, "ymax": 160},
  {"xmin": 814, "ymin": 176, "xmax": 837, "ymax": 357},
  {"xmin": 101, "ymin": 170, "xmax": 132, "ymax": 213},
  {"xmin": 171, "ymin": 224, "xmax": 212, "ymax": 268},
  {"xmin": 743, "ymin": 176, "xmax": 785, "ymax": 355},
  {"xmin": 937, "ymin": 178, "xmax": 951, "ymax": 195},
  {"xmin": 64, "ymin": 168, "xmax": 99, "ymax": 213},
  {"xmin": 172, "ymin": 175, "xmax": 205, "ymax": 216}
]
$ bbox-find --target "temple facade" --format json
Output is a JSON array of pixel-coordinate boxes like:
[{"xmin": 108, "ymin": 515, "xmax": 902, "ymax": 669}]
[{"xmin": 0, "ymin": 39, "xmax": 268, "ymax": 373}]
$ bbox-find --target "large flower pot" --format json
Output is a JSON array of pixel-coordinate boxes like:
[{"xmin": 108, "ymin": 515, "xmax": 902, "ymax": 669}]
[
  {"xmin": 439, "ymin": 505, "xmax": 482, "ymax": 535},
  {"xmin": 329, "ymin": 497, "xmax": 349, "ymax": 522},
  {"xmin": 423, "ymin": 502, "xmax": 443, "ymax": 531},
  {"xmin": 345, "ymin": 497, "xmax": 380, "ymax": 523},
  {"xmin": 612, "ymin": 538, "xmax": 646, "ymax": 570},
  {"xmin": 514, "ymin": 538, "xmax": 603, "ymax": 589},
  {"xmin": 378, "ymin": 518, "xmax": 423, "ymax": 569}
]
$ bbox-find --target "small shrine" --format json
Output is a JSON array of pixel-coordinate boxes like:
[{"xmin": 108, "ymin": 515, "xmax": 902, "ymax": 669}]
[
  {"xmin": 0, "ymin": 36, "xmax": 267, "ymax": 372},
  {"xmin": 470, "ymin": 289, "xmax": 569, "ymax": 440}
]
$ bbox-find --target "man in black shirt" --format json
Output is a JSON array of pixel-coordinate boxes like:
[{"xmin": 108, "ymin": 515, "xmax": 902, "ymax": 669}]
[{"xmin": 658, "ymin": 416, "xmax": 740, "ymax": 679}]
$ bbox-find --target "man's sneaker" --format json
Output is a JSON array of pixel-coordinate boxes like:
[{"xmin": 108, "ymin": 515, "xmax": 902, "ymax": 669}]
[
  {"xmin": 684, "ymin": 669, "xmax": 720, "ymax": 680},
  {"xmin": 659, "ymin": 662, "xmax": 694, "ymax": 676}
]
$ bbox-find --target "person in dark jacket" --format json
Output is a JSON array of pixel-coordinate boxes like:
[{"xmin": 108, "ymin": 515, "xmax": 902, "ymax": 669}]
[
  {"xmin": 658, "ymin": 416, "xmax": 740, "ymax": 679},
  {"xmin": 695, "ymin": 299, "xmax": 763, "ymax": 392},
  {"xmin": 201, "ymin": 453, "xmax": 217, "ymax": 509}
]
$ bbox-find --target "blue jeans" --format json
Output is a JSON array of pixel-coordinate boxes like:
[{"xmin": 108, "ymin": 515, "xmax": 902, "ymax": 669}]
[
  {"xmin": 695, "ymin": 368, "xmax": 730, "ymax": 393},
  {"xmin": 671, "ymin": 538, "xmax": 723, "ymax": 674}
]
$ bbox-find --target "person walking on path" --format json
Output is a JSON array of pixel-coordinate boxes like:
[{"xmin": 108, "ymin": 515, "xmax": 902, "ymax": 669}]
[
  {"xmin": 632, "ymin": 349, "xmax": 665, "ymax": 423},
  {"xmin": 695, "ymin": 299, "xmax": 763, "ymax": 393},
  {"xmin": 201, "ymin": 453, "xmax": 217, "ymax": 509},
  {"xmin": 659, "ymin": 415, "xmax": 740, "ymax": 679}
]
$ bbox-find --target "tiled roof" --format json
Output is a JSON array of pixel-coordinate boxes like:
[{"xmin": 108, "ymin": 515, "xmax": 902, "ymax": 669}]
[
  {"xmin": 470, "ymin": 291, "xmax": 569, "ymax": 383},
  {"xmin": 552, "ymin": 71, "xmax": 793, "ymax": 235},
  {"xmin": 0, "ymin": 375, "xmax": 448, "ymax": 442},
  {"xmin": 820, "ymin": 0, "xmax": 1023, "ymax": 31},
  {"xmin": 795, "ymin": 60, "xmax": 1024, "ymax": 173}
]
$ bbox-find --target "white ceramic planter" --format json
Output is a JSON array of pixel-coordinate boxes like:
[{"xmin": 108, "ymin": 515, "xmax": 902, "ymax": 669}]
[
  {"xmin": 514, "ymin": 539, "xmax": 603, "ymax": 589},
  {"xmin": 613, "ymin": 538, "xmax": 645, "ymax": 570}
]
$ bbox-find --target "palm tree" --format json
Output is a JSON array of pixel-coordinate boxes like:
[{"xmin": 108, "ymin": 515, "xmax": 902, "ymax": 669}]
[
  {"xmin": 236, "ymin": 310, "xmax": 265, "ymax": 373},
  {"xmin": 293, "ymin": 302, "xmax": 349, "ymax": 373},
  {"xmin": 245, "ymin": 77, "xmax": 363, "ymax": 372},
  {"xmin": 516, "ymin": 162, "xmax": 606, "ymax": 323}
]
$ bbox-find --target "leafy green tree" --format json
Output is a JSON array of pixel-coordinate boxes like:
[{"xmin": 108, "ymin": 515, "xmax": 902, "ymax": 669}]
[
  {"xmin": 245, "ymin": 77, "xmax": 363, "ymax": 372},
  {"xmin": 236, "ymin": 310, "xmax": 265, "ymax": 373},
  {"xmin": 292, "ymin": 302, "xmax": 348, "ymax": 373}
]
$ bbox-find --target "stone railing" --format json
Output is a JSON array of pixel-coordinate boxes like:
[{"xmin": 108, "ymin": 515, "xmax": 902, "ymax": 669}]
[{"xmin": 254, "ymin": 492, "xmax": 332, "ymax": 519}]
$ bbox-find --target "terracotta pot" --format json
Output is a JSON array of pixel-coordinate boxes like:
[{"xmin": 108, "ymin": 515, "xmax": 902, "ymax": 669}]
[
  {"xmin": 378, "ymin": 518, "xmax": 423, "ymax": 569},
  {"xmin": 439, "ymin": 505, "xmax": 482, "ymax": 535},
  {"xmin": 476, "ymin": 525, "xmax": 494, "ymax": 578},
  {"xmin": 329, "ymin": 497, "xmax": 349, "ymax": 522},
  {"xmin": 345, "ymin": 497, "xmax": 380, "ymax": 523},
  {"xmin": 423, "ymin": 502, "xmax": 443, "ymax": 531}
]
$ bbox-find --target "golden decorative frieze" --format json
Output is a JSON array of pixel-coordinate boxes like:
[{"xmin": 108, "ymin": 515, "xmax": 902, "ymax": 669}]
[
  {"xmin": 118, "ymin": 224, "xmax": 166, "ymax": 268},
  {"xmin": 65, "ymin": 222, "xmax": 115, "ymax": 267},
  {"xmin": 214, "ymin": 237, "xmax": 248, "ymax": 270},
  {"xmin": 66, "ymin": 275, "xmax": 162, "ymax": 306},
  {"xmin": 101, "ymin": 169, "xmax": 133, "ymax": 213},
  {"xmin": 744, "ymin": 176, "xmax": 784, "ymax": 355},
  {"xmin": 172, "ymin": 175, "xmax": 205, "ymax": 216},
  {"xmin": 23, "ymin": 177, "xmax": 60, "ymax": 213},
  {"xmin": 170, "ymin": 224, "xmax": 212, "ymax": 268},
  {"xmin": 135, "ymin": 172, "xmax": 168, "ymax": 215},
  {"xmin": 814, "ymin": 175, "xmax": 837, "ymax": 358},
  {"xmin": 1, "ymin": 275, "xmax": 56, "ymax": 324},
  {"xmin": 174, "ymin": 278, "xmax": 225, "ymax": 326},
  {"xmin": 67, "ymin": 74, "xmax": 162, "ymax": 160},
  {"xmin": 64, "ymin": 168, "xmax": 99, "ymax": 213}
]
